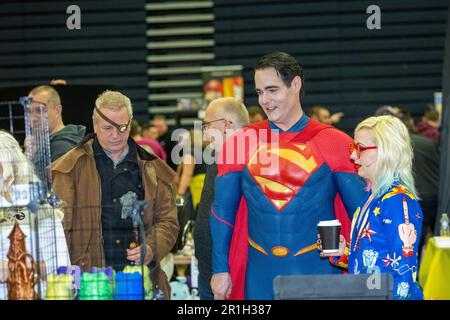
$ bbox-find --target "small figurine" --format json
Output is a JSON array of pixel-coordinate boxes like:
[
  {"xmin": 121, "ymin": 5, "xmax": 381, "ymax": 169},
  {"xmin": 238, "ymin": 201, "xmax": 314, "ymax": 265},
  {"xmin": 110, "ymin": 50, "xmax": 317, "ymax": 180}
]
[
  {"xmin": 7, "ymin": 222, "xmax": 37, "ymax": 300},
  {"xmin": 120, "ymin": 192, "xmax": 148, "ymax": 258}
]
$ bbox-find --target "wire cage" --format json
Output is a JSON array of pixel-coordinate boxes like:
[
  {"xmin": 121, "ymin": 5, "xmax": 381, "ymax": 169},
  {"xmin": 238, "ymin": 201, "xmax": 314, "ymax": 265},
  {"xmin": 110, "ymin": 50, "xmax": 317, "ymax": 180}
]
[{"xmin": 1, "ymin": 98, "xmax": 160, "ymax": 300}]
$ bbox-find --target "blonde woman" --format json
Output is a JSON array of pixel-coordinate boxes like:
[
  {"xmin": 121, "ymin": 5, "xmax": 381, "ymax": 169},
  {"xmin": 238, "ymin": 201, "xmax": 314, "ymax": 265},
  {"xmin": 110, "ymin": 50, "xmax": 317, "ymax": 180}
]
[
  {"xmin": 0, "ymin": 131, "xmax": 70, "ymax": 299},
  {"xmin": 318, "ymin": 116, "xmax": 423, "ymax": 300}
]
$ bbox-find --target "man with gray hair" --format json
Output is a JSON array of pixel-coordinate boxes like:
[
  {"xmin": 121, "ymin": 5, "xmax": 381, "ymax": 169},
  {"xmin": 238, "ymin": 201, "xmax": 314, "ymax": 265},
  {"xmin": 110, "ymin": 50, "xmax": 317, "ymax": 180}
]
[
  {"xmin": 52, "ymin": 90, "xmax": 179, "ymax": 299},
  {"xmin": 194, "ymin": 97, "xmax": 249, "ymax": 299}
]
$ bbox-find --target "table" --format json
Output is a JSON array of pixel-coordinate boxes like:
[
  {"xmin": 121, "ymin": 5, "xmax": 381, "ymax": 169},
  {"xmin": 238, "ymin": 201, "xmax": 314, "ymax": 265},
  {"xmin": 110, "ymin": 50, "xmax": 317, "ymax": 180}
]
[{"xmin": 419, "ymin": 237, "xmax": 450, "ymax": 299}]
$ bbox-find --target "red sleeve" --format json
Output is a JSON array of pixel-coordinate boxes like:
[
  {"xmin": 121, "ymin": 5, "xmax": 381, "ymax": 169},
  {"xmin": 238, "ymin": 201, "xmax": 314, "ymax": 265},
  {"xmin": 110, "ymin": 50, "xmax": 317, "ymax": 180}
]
[
  {"xmin": 329, "ymin": 245, "xmax": 350, "ymax": 270},
  {"xmin": 313, "ymin": 128, "xmax": 357, "ymax": 174},
  {"xmin": 217, "ymin": 128, "xmax": 254, "ymax": 176}
]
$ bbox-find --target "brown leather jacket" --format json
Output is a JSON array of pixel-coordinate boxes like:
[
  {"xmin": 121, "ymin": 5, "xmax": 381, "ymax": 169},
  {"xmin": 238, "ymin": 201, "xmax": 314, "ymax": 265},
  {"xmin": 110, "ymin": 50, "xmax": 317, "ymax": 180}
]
[{"xmin": 51, "ymin": 137, "xmax": 179, "ymax": 299}]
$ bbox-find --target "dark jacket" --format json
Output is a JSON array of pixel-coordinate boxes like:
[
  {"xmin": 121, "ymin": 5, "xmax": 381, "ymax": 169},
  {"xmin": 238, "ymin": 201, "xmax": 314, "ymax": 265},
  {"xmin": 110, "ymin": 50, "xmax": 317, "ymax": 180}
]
[
  {"xmin": 411, "ymin": 134, "xmax": 439, "ymax": 198},
  {"xmin": 193, "ymin": 163, "xmax": 217, "ymax": 290},
  {"xmin": 50, "ymin": 124, "xmax": 86, "ymax": 161}
]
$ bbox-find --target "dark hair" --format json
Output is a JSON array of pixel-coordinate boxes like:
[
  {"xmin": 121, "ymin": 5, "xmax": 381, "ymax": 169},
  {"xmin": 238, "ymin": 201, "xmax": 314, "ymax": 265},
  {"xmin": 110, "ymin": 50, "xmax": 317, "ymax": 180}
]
[
  {"xmin": 374, "ymin": 105, "xmax": 403, "ymax": 118},
  {"xmin": 374, "ymin": 106, "xmax": 416, "ymax": 134},
  {"xmin": 424, "ymin": 104, "xmax": 439, "ymax": 122},
  {"xmin": 254, "ymin": 52, "xmax": 304, "ymax": 95},
  {"xmin": 401, "ymin": 111, "xmax": 417, "ymax": 134}
]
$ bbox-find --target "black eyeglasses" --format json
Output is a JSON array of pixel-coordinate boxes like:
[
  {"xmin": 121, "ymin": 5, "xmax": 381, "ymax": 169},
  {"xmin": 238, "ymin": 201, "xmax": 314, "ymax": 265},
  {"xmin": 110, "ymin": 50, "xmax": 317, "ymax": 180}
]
[
  {"xmin": 95, "ymin": 107, "xmax": 131, "ymax": 133},
  {"xmin": 202, "ymin": 118, "xmax": 230, "ymax": 131}
]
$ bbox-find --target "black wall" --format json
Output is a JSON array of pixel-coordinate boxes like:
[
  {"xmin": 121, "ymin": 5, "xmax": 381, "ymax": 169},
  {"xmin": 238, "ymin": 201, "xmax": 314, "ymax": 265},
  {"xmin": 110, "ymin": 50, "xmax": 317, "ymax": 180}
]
[
  {"xmin": 1, "ymin": 0, "xmax": 448, "ymax": 134},
  {"xmin": 214, "ymin": 0, "xmax": 449, "ymax": 134},
  {"xmin": 0, "ymin": 0, "xmax": 148, "ymax": 125}
]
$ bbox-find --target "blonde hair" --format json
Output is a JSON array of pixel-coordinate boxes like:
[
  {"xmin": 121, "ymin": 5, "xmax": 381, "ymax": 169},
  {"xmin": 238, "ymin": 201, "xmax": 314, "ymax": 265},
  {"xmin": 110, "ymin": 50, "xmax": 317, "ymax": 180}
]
[
  {"xmin": 93, "ymin": 90, "xmax": 133, "ymax": 123},
  {"xmin": 29, "ymin": 85, "xmax": 61, "ymax": 107},
  {"xmin": 209, "ymin": 97, "xmax": 249, "ymax": 129},
  {"xmin": 0, "ymin": 131, "xmax": 36, "ymax": 190},
  {"xmin": 355, "ymin": 115, "xmax": 417, "ymax": 198}
]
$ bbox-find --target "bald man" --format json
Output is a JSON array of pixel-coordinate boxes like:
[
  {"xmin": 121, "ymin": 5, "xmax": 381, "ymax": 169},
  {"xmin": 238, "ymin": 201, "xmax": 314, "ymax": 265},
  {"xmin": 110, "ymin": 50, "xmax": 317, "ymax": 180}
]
[
  {"xmin": 27, "ymin": 85, "xmax": 86, "ymax": 161},
  {"xmin": 194, "ymin": 97, "xmax": 249, "ymax": 300}
]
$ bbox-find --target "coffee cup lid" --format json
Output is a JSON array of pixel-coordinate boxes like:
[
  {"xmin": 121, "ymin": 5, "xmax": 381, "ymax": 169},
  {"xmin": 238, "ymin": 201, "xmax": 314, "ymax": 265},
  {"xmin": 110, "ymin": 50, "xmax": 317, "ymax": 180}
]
[{"xmin": 317, "ymin": 219, "xmax": 341, "ymax": 227}]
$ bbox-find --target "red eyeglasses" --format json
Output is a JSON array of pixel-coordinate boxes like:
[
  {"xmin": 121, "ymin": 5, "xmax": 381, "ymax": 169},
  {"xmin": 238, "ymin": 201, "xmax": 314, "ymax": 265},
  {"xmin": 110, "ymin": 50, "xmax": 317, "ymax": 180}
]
[{"xmin": 349, "ymin": 141, "xmax": 377, "ymax": 158}]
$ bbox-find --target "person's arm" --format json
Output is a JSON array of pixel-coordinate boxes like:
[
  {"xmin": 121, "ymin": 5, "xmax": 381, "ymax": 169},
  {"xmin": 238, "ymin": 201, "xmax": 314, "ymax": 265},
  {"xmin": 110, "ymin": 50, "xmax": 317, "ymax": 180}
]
[
  {"xmin": 210, "ymin": 171, "xmax": 242, "ymax": 299},
  {"xmin": 176, "ymin": 154, "xmax": 195, "ymax": 196},
  {"xmin": 209, "ymin": 130, "xmax": 245, "ymax": 300},
  {"xmin": 334, "ymin": 171, "xmax": 366, "ymax": 219},
  {"xmin": 330, "ymin": 112, "xmax": 344, "ymax": 124},
  {"xmin": 374, "ymin": 192, "xmax": 423, "ymax": 300},
  {"xmin": 210, "ymin": 171, "xmax": 242, "ymax": 272},
  {"xmin": 317, "ymin": 128, "xmax": 367, "ymax": 219},
  {"xmin": 314, "ymin": 128, "xmax": 367, "ymax": 245}
]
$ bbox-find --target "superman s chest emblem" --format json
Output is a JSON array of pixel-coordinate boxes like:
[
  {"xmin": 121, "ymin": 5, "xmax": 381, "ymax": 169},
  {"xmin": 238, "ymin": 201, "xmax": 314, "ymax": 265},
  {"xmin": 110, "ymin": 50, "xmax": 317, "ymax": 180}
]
[{"xmin": 246, "ymin": 141, "xmax": 322, "ymax": 211}]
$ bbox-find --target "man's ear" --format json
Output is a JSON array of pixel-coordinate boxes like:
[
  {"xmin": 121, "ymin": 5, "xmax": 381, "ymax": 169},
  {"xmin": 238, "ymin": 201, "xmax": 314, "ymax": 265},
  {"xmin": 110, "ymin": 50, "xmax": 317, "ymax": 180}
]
[
  {"xmin": 224, "ymin": 119, "xmax": 233, "ymax": 131},
  {"xmin": 292, "ymin": 76, "xmax": 302, "ymax": 93},
  {"xmin": 55, "ymin": 104, "xmax": 63, "ymax": 115}
]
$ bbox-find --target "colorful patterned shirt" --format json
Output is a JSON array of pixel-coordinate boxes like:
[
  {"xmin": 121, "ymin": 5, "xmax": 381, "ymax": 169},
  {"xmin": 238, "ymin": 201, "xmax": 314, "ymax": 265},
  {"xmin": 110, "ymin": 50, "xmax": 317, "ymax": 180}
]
[{"xmin": 347, "ymin": 184, "xmax": 423, "ymax": 300}]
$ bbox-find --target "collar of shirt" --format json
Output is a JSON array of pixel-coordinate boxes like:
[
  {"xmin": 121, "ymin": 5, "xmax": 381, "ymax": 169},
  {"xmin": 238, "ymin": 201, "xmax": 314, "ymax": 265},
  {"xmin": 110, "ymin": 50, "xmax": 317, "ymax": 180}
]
[
  {"xmin": 269, "ymin": 113, "xmax": 309, "ymax": 133},
  {"xmin": 93, "ymin": 137, "xmax": 138, "ymax": 168}
]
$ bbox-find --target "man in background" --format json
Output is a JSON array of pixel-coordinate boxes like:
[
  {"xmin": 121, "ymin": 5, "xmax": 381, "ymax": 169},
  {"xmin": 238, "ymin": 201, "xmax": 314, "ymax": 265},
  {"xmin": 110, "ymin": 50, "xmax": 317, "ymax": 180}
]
[
  {"xmin": 375, "ymin": 106, "xmax": 440, "ymax": 258},
  {"xmin": 27, "ymin": 85, "xmax": 86, "ymax": 162},
  {"xmin": 416, "ymin": 104, "xmax": 440, "ymax": 144},
  {"xmin": 153, "ymin": 115, "xmax": 177, "ymax": 171},
  {"xmin": 309, "ymin": 105, "xmax": 344, "ymax": 126},
  {"xmin": 194, "ymin": 97, "xmax": 249, "ymax": 300}
]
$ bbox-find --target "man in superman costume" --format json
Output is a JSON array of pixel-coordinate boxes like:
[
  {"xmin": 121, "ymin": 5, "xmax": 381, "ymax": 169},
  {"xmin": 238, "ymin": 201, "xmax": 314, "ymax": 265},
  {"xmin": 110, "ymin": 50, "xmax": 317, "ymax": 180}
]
[{"xmin": 210, "ymin": 52, "xmax": 367, "ymax": 300}]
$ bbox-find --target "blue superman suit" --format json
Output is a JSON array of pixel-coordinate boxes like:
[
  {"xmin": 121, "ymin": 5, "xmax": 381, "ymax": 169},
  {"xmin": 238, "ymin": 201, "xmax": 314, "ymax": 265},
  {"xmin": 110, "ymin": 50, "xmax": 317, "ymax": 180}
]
[{"xmin": 210, "ymin": 116, "xmax": 366, "ymax": 299}]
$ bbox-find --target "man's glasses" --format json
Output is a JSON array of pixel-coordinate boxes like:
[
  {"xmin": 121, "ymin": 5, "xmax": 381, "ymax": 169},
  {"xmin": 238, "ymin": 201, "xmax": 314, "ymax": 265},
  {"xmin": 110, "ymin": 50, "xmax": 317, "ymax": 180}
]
[
  {"xmin": 349, "ymin": 141, "xmax": 377, "ymax": 158},
  {"xmin": 202, "ymin": 118, "xmax": 228, "ymax": 131},
  {"xmin": 95, "ymin": 107, "xmax": 131, "ymax": 133}
]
